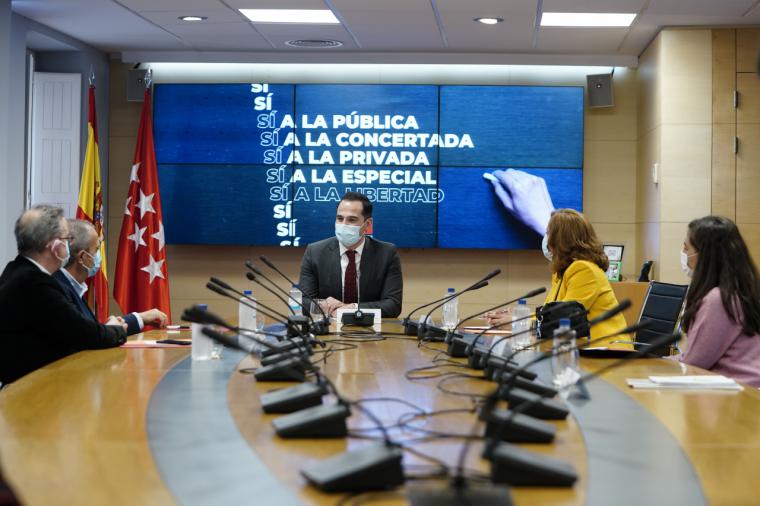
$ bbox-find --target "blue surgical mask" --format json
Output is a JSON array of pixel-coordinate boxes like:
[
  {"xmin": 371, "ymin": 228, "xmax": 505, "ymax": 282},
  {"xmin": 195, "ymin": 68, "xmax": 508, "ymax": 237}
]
[
  {"xmin": 542, "ymin": 234, "xmax": 552, "ymax": 261},
  {"xmin": 82, "ymin": 249, "xmax": 102, "ymax": 278},
  {"xmin": 335, "ymin": 223, "xmax": 363, "ymax": 248}
]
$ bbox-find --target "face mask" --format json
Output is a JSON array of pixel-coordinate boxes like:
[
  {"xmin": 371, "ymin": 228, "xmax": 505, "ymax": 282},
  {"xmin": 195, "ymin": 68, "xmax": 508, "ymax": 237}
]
[
  {"xmin": 680, "ymin": 250, "xmax": 696, "ymax": 278},
  {"xmin": 82, "ymin": 249, "xmax": 102, "ymax": 278},
  {"xmin": 542, "ymin": 234, "xmax": 553, "ymax": 261},
  {"xmin": 335, "ymin": 223, "xmax": 363, "ymax": 248},
  {"xmin": 52, "ymin": 239, "xmax": 70, "ymax": 267}
]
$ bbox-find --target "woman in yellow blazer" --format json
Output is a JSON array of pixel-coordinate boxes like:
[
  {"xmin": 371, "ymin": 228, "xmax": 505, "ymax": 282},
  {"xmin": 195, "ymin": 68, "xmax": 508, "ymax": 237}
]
[
  {"xmin": 486, "ymin": 209, "xmax": 629, "ymax": 347},
  {"xmin": 542, "ymin": 209, "xmax": 629, "ymax": 347}
]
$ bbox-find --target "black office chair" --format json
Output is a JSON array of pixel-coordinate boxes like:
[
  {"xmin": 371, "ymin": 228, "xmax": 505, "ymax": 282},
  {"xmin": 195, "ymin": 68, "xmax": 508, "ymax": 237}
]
[
  {"xmin": 615, "ymin": 281, "xmax": 688, "ymax": 356},
  {"xmin": 638, "ymin": 260, "xmax": 653, "ymax": 282}
]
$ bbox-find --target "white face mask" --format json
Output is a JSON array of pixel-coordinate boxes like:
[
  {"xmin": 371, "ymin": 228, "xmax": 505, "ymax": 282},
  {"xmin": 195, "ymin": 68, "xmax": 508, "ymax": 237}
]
[
  {"xmin": 542, "ymin": 234, "xmax": 552, "ymax": 261},
  {"xmin": 680, "ymin": 250, "xmax": 696, "ymax": 278}
]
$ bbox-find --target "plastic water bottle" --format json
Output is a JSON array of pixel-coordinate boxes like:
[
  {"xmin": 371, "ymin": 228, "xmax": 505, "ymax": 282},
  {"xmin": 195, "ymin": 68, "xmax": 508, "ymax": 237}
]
[
  {"xmin": 191, "ymin": 304, "xmax": 213, "ymax": 361},
  {"xmin": 442, "ymin": 288, "xmax": 459, "ymax": 331},
  {"xmin": 551, "ymin": 318, "xmax": 580, "ymax": 388},
  {"xmin": 511, "ymin": 299, "xmax": 532, "ymax": 348},
  {"xmin": 289, "ymin": 284, "xmax": 303, "ymax": 315},
  {"xmin": 239, "ymin": 290, "xmax": 258, "ymax": 351}
]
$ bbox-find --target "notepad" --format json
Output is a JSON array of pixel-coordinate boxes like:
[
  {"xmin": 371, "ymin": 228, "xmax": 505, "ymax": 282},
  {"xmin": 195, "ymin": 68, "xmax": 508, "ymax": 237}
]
[{"xmin": 627, "ymin": 375, "xmax": 743, "ymax": 390}]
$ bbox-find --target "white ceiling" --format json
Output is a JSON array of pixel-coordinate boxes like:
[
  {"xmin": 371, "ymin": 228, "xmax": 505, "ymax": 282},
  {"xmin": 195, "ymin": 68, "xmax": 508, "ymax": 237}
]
[{"xmin": 11, "ymin": 0, "xmax": 760, "ymax": 66}]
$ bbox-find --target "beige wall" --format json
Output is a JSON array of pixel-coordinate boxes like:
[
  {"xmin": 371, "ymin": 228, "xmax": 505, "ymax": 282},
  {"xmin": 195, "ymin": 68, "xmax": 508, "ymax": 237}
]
[
  {"xmin": 636, "ymin": 29, "xmax": 713, "ymax": 284},
  {"xmin": 106, "ymin": 62, "xmax": 638, "ymax": 323}
]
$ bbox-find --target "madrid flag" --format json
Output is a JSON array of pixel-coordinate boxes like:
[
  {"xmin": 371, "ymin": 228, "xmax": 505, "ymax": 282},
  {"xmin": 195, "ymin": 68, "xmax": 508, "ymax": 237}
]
[
  {"xmin": 76, "ymin": 84, "xmax": 109, "ymax": 322},
  {"xmin": 114, "ymin": 87, "xmax": 171, "ymax": 322}
]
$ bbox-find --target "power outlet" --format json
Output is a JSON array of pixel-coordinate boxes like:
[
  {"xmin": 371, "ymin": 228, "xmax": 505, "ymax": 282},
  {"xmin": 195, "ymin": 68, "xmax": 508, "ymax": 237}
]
[{"xmin": 651, "ymin": 162, "xmax": 659, "ymax": 185}]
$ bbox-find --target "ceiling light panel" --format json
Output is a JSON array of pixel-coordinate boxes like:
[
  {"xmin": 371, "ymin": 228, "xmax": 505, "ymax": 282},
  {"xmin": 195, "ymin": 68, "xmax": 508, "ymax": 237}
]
[
  {"xmin": 541, "ymin": 12, "xmax": 637, "ymax": 27},
  {"xmin": 239, "ymin": 9, "xmax": 340, "ymax": 24}
]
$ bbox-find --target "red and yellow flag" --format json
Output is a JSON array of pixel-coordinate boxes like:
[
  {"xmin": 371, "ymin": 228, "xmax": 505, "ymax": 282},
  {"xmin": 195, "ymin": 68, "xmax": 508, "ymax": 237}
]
[{"xmin": 76, "ymin": 84, "xmax": 109, "ymax": 322}]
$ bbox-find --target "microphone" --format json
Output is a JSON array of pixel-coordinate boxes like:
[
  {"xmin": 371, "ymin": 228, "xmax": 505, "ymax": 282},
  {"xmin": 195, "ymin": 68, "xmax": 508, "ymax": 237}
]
[
  {"xmin": 455, "ymin": 286, "xmax": 547, "ymax": 331},
  {"xmin": 204, "ymin": 280, "xmax": 312, "ymax": 349},
  {"xmin": 250, "ymin": 259, "xmax": 331, "ymax": 335},
  {"xmin": 401, "ymin": 269, "xmax": 501, "ymax": 336},
  {"xmin": 417, "ymin": 273, "xmax": 498, "ymax": 342},
  {"xmin": 453, "ymin": 286, "xmax": 547, "ymax": 357},
  {"xmin": 486, "ymin": 297, "xmax": 633, "ymax": 372},
  {"xmin": 244, "ymin": 271, "xmax": 296, "ymax": 316},
  {"xmin": 481, "ymin": 331, "xmax": 680, "ymax": 488},
  {"xmin": 210, "ymin": 276, "xmax": 291, "ymax": 322},
  {"xmin": 245, "ymin": 261, "xmax": 298, "ymax": 313}
]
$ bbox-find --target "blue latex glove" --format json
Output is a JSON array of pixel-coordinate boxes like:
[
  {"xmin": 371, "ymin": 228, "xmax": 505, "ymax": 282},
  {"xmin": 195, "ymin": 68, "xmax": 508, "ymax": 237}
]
[{"xmin": 487, "ymin": 169, "xmax": 555, "ymax": 236}]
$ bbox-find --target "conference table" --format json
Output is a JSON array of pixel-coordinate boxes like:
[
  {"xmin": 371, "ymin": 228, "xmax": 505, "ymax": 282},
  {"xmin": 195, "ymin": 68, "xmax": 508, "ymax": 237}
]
[{"xmin": 1, "ymin": 321, "xmax": 760, "ymax": 506}]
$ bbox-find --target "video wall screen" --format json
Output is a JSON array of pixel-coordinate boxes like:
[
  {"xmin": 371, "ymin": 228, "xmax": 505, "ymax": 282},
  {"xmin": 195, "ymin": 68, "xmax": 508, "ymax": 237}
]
[{"xmin": 153, "ymin": 83, "xmax": 583, "ymax": 249}]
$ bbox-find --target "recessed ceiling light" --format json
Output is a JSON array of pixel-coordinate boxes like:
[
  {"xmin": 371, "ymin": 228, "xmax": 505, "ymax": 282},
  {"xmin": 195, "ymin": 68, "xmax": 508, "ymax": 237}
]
[
  {"xmin": 179, "ymin": 16, "xmax": 207, "ymax": 22},
  {"xmin": 541, "ymin": 12, "xmax": 636, "ymax": 27},
  {"xmin": 474, "ymin": 17, "xmax": 503, "ymax": 25},
  {"xmin": 285, "ymin": 39, "xmax": 343, "ymax": 48},
  {"xmin": 239, "ymin": 9, "xmax": 340, "ymax": 24}
]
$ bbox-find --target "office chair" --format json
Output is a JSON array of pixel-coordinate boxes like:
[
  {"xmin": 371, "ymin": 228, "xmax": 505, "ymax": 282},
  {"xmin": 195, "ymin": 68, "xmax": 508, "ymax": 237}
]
[
  {"xmin": 614, "ymin": 281, "xmax": 688, "ymax": 356},
  {"xmin": 638, "ymin": 260, "xmax": 653, "ymax": 282}
]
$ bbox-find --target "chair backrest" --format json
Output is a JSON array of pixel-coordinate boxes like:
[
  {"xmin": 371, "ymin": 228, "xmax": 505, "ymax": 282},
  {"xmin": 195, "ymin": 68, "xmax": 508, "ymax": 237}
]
[
  {"xmin": 638, "ymin": 260, "xmax": 653, "ymax": 282},
  {"xmin": 635, "ymin": 281, "xmax": 689, "ymax": 356}
]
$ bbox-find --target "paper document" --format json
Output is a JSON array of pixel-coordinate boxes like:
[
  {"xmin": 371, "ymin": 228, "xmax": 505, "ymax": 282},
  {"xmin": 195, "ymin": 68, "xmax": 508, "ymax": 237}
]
[{"xmin": 627, "ymin": 375, "xmax": 743, "ymax": 391}]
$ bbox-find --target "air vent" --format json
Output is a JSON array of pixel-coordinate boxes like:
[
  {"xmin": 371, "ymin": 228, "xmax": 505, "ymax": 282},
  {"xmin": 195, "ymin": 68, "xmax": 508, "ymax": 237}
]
[{"xmin": 285, "ymin": 39, "xmax": 343, "ymax": 48}]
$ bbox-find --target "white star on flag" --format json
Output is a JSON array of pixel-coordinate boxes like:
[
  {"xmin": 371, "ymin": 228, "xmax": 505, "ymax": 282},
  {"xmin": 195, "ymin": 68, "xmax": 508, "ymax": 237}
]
[
  {"xmin": 141, "ymin": 254, "xmax": 165, "ymax": 284},
  {"xmin": 151, "ymin": 221, "xmax": 165, "ymax": 251},
  {"xmin": 127, "ymin": 222, "xmax": 147, "ymax": 252},
  {"xmin": 130, "ymin": 163, "xmax": 141, "ymax": 183},
  {"xmin": 137, "ymin": 190, "xmax": 156, "ymax": 219},
  {"xmin": 124, "ymin": 196, "xmax": 132, "ymax": 216}
]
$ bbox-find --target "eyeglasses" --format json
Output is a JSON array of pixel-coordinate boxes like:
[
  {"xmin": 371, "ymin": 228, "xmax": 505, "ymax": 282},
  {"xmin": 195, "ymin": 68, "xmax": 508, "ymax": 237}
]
[{"xmin": 58, "ymin": 236, "xmax": 74, "ymax": 243}]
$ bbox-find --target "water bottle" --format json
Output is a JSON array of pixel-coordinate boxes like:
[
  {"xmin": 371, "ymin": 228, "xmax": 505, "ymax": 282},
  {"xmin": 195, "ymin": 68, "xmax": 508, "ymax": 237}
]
[
  {"xmin": 441, "ymin": 288, "xmax": 459, "ymax": 331},
  {"xmin": 551, "ymin": 318, "xmax": 580, "ymax": 388},
  {"xmin": 289, "ymin": 284, "xmax": 303, "ymax": 315},
  {"xmin": 191, "ymin": 304, "xmax": 213, "ymax": 361},
  {"xmin": 239, "ymin": 290, "xmax": 258, "ymax": 352},
  {"xmin": 511, "ymin": 299, "xmax": 532, "ymax": 348}
]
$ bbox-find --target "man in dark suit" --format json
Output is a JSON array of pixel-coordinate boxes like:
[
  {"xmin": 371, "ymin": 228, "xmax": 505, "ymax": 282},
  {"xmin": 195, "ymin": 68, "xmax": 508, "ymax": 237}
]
[
  {"xmin": 53, "ymin": 219, "xmax": 167, "ymax": 335},
  {"xmin": 299, "ymin": 192, "xmax": 403, "ymax": 318},
  {"xmin": 0, "ymin": 205, "xmax": 127, "ymax": 385}
]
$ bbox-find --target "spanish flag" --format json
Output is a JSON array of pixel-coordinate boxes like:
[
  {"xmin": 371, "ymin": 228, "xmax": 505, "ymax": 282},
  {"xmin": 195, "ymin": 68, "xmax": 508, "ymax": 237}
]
[{"xmin": 76, "ymin": 84, "xmax": 109, "ymax": 322}]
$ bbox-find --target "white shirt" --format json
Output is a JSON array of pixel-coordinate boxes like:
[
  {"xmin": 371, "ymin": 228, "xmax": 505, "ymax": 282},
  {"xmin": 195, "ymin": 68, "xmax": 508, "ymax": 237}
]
[
  {"xmin": 339, "ymin": 238, "xmax": 364, "ymax": 303},
  {"xmin": 23, "ymin": 256, "xmax": 51, "ymax": 275},
  {"xmin": 60, "ymin": 267, "xmax": 88, "ymax": 298}
]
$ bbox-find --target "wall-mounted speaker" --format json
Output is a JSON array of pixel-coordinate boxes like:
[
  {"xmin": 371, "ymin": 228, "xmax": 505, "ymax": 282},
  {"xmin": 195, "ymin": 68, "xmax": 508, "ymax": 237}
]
[
  {"xmin": 587, "ymin": 73, "xmax": 614, "ymax": 108},
  {"xmin": 127, "ymin": 69, "xmax": 147, "ymax": 102}
]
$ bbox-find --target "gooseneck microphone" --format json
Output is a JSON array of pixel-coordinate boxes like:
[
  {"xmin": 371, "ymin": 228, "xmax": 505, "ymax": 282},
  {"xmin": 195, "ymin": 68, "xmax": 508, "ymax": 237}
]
[
  {"xmin": 210, "ymin": 276, "xmax": 291, "ymax": 322},
  {"xmin": 244, "ymin": 271, "xmax": 296, "ymax": 316},
  {"xmin": 402, "ymin": 268, "xmax": 502, "ymax": 336},
  {"xmin": 479, "ymin": 330, "xmax": 680, "ymax": 489},
  {"xmin": 456, "ymin": 286, "xmax": 548, "ymax": 330},
  {"xmin": 252, "ymin": 258, "xmax": 331, "ymax": 335}
]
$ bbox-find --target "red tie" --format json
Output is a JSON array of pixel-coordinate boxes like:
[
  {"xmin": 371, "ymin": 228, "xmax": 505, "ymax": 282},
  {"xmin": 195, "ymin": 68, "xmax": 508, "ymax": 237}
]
[{"xmin": 344, "ymin": 250, "xmax": 358, "ymax": 304}]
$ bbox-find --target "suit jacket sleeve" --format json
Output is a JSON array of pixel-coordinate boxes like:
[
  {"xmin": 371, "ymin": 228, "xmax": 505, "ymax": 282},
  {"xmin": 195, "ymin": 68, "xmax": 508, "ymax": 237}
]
[
  {"xmin": 298, "ymin": 244, "xmax": 319, "ymax": 304},
  {"xmin": 35, "ymin": 277, "xmax": 127, "ymax": 349},
  {"xmin": 124, "ymin": 313, "xmax": 142, "ymax": 336},
  {"xmin": 359, "ymin": 245, "xmax": 403, "ymax": 318}
]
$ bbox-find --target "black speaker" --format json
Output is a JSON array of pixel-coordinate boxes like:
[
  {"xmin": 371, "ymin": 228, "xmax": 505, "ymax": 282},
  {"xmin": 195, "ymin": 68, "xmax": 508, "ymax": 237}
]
[
  {"xmin": 479, "ymin": 408, "xmax": 556, "ymax": 443},
  {"xmin": 488, "ymin": 442, "xmax": 578, "ymax": 487},
  {"xmin": 271, "ymin": 403, "xmax": 349, "ymax": 438},
  {"xmin": 127, "ymin": 69, "xmax": 147, "ymax": 102},
  {"xmin": 407, "ymin": 482, "xmax": 513, "ymax": 506},
  {"xmin": 260, "ymin": 382, "xmax": 325, "ymax": 414},
  {"xmin": 587, "ymin": 73, "xmax": 614, "ymax": 108},
  {"xmin": 301, "ymin": 443, "xmax": 405, "ymax": 492},
  {"xmin": 253, "ymin": 357, "xmax": 307, "ymax": 382},
  {"xmin": 500, "ymin": 387, "xmax": 569, "ymax": 420}
]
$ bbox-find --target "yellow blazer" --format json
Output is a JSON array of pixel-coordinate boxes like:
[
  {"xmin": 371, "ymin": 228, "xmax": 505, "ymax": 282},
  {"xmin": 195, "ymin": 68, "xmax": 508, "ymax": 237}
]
[{"xmin": 545, "ymin": 260, "xmax": 630, "ymax": 348}]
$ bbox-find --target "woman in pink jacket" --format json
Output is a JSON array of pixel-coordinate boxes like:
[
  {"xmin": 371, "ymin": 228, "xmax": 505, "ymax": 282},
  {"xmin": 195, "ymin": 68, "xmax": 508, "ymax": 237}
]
[{"xmin": 674, "ymin": 216, "xmax": 760, "ymax": 387}]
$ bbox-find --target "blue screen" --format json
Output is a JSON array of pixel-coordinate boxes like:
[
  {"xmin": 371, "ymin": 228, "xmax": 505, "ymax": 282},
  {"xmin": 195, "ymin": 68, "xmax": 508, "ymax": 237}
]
[{"xmin": 153, "ymin": 83, "xmax": 583, "ymax": 249}]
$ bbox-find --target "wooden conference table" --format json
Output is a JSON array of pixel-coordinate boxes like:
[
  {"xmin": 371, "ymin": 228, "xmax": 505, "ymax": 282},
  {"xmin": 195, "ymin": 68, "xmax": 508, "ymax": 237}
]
[{"xmin": 1, "ymin": 321, "xmax": 760, "ymax": 506}]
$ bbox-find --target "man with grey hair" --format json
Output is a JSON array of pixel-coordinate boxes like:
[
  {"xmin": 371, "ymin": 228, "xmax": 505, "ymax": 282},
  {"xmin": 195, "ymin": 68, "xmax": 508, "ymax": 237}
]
[
  {"xmin": 0, "ymin": 205, "xmax": 127, "ymax": 385},
  {"xmin": 53, "ymin": 219, "xmax": 167, "ymax": 334}
]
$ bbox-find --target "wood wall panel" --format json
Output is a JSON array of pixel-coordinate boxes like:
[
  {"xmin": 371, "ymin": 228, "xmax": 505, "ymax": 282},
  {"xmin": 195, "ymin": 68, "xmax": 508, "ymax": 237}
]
[{"xmin": 736, "ymin": 28, "xmax": 760, "ymax": 73}]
